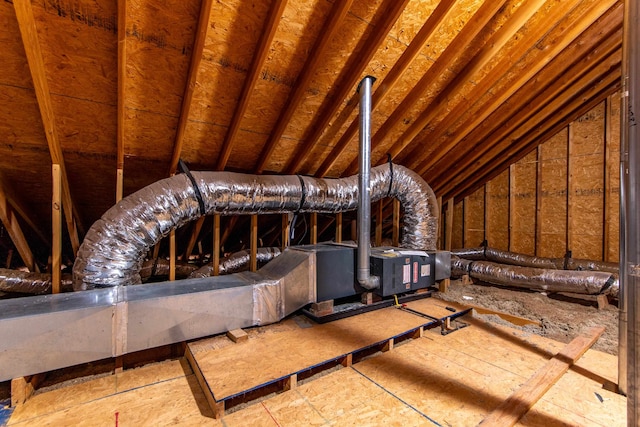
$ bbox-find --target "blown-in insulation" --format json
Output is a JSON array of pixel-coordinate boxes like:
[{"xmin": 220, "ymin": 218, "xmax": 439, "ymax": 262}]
[
  {"xmin": 73, "ymin": 163, "xmax": 438, "ymax": 290},
  {"xmin": 189, "ymin": 247, "xmax": 282, "ymax": 278}
]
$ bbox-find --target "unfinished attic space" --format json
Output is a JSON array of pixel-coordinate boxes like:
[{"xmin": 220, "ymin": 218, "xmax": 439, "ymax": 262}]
[{"xmin": 2, "ymin": 0, "xmax": 639, "ymax": 424}]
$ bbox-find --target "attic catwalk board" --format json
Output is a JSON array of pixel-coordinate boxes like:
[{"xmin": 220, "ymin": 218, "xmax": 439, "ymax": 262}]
[
  {"xmin": 6, "ymin": 304, "xmax": 624, "ymax": 426},
  {"xmin": 185, "ymin": 298, "xmax": 455, "ymax": 417}
]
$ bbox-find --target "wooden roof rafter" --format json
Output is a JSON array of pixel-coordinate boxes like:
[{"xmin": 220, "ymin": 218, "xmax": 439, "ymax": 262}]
[
  {"xmin": 254, "ymin": 0, "xmax": 354, "ymax": 174},
  {"xmin": 0, "ymin": 172, "xmax": 49, "ymax": 247},
  {"xmin": 340, "ymin": 0, "xmax": 509, "ymax": 177},
  {"xmin": 427, "ymin": 22, "xmax": 623, "ymax": 189},
  {"xmin": 216, "ymin": 0, "xmax": 288, "ymax": 172},
  {"xmin": 168, "ymin": 0, "xmax": 215, "ymax": 176},
  {"xmin": 379, "ymin": 0, "xmax": 548, "ymax": 166},
  {"xmin": 313, "ymin": 0, "xmax": 457, "ymax": 178},
  {"xmin": 439, "ymin": 62, "xmax": 621, "ymax": 202},
  {"xmin": 448, "ymin": 76, "xmax": 621, "ymax": 204},
  {"xmin": 407, "ymin": 0, "xmax": 620, "ymax": 176},
  {"xmin": 283, "ymin": 0, "xmax": 411, "ymax": 175},
  {"xmin": 13, "ymin": 0, "xmax": 81, "ymax": 256},
  {"xmin": 0, "ymin": 181, "xmax": 39, "ymax": 272}
]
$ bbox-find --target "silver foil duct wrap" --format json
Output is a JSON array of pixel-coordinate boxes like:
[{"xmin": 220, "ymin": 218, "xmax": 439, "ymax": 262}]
[
  {"xmin": 484, "ymin": 247, "xmax": 564, "ymax": 269},
  {"xmin": 565, "ymin": 258, "xmax": 619, "ymax": 274},
  {"xmin": 454, "ymin": 246, "xmax": 620, "ymax": 274},
  {"xmin": 0, "ymin": 269, "xmax": 73, "ymax": 294},
  {"xmin": 139, "ymin": 259, "xmax": 199, "ymax": 281},
  {"xmin": 189, "ymin": 247, "xmax": 282, "ymax": 278},
  {"xmin": 73, "ymin": 163, "xmax": 438, "ymax": 289},
  {"xmin": 451, "ymin": 247, "xmax": 486, "ymax": 260},
  {"xmin": 451, "ymin": 255, "xmax": 473, "ymax": 277},
  {"xmin": 468, "ymin": 261, "xmax": 617, "ymax": 295}
]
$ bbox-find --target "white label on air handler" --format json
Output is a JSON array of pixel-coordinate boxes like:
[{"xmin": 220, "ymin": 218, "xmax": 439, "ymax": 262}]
[
  {"xmin": 421, "ymin": 264, "xmax": 431, "ymax": 277},
  {"xmin": 403, "ymin": 264, "xmax": 411, "ymax": 284}
]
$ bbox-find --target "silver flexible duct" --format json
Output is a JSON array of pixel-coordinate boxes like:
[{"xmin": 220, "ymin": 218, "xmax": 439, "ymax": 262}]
[
  {"xmin": 139, "ymin": 259, "xmax": 199, "ymax": 281},
  {"xmin": 357, "ymin": 75, "xmax": 379, "ymax": 290},
  {"xmin": 189, "ymin": 247, "xmax": 282, "ymax": 278},
  {"xmin": 468, "ymin": 261, "xmax": 618, "ymax": 297},
  {"xmin": 73, "ymin": 163, "xmax": 438, "ymax": 290},
  {"xmin": 0, "ymin": 269, "xmax": 73, "ymax": 294},
  {"xmin": 453, "ymin": 246, "xmax": 620, "ymax": 273}
]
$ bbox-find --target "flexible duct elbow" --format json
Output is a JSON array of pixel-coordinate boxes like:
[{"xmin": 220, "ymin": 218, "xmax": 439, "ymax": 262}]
[{"xmin": 73, "ymin": 164, "xmax": 438, "ymax": 290}]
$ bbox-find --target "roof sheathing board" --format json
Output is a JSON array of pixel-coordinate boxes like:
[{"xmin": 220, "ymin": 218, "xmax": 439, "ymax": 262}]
[
  {"xmin": 322, "ymin": 0, "xmax": 486, "ymax": 177},
  {"xmin": 402, "ymin": 0, "xmax": 608, "ymax": 177},
  {"xmin": 230, "ymin": 0, "xmax": 332, "ymax": 171},
  {"xmin": 124, "ymin": 0, "xmax": 198, "ymax": 165},
  {"xmin": 422, "ymin": 0, "xmax": 621, "ymax": 195},
  {"xmin": 265, "ymin": 0, "xmax": 388, "ymax": 173}
]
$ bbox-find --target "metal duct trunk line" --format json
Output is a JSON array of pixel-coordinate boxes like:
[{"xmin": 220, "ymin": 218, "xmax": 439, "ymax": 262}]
[
  {"xmin": 189, "ymin": 247, "xmax": 282, "ymax": 278},
  {"xmin": 73, "ymin": 163, "xmax": 438, "ymax": 290}
]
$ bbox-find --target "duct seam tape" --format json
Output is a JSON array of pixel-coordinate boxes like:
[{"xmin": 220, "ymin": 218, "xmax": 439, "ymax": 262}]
[{"xmin": 112, "ymin": 301, "xmax": 128, "ymax": 356}]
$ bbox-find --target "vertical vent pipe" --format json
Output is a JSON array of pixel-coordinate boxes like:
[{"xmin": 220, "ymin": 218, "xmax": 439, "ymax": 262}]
[{"xmin": 357, "ymin": 75, "xmax": 380, "ymax": 290}]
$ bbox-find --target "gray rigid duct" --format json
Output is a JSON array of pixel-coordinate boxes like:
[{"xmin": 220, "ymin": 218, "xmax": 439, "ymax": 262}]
[
  {"xmin": 73, "ymin": 163, "xmax": 438, "ymax": 290},
  {"xmin": 357, "ymin": 75, "xmax": 379, "ymax": 290},
  {"xmin": 0, "ymin": 247, "xmax": 315, "ymax": 382}
]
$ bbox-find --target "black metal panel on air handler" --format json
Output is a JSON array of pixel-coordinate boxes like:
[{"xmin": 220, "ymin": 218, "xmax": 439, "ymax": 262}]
[{"xmin": 298, "ymin": 244, "xmax": 359, "ymax": 301}]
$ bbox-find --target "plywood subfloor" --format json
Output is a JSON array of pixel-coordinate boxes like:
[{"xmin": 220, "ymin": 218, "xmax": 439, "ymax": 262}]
[
  {"xmin": 6, "ymin": 300, "xmax": 625, "ymax": 426},
  {"xmin": 188, "ymin": 298, "xmax": 455, "ymax": 403}
]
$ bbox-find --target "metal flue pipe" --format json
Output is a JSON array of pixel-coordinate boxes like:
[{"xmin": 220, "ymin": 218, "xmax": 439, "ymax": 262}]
[
  {"xmin": 356, "ymin": 75, "xmax": 380, "ymax": 290},
  {"xmin": 625, "ymin": 0, "xmax": 640, "ymax": 420}
]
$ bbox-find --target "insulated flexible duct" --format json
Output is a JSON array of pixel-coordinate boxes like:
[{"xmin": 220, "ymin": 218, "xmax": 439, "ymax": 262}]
[
  {"xmin": 139, "ymin": 259, "xmax": 199, "ymax": 281},
  {"xmin": 453, "ymin": 246, "xmax": 620, "ymax": 273},
  {"xmin": 0, "ymin": 269, "xmax": 73, "ymax": 294},
  {"xmin": 189, "ymin": 247, "xmax": 282, "ymax": 278},
  {"xmin": 73, "ymin": 163, "xmax": 438, "ymax": 290},
  {"xmin": 468, "ymin": 260, "xmax": 618, "ymax": 297}
]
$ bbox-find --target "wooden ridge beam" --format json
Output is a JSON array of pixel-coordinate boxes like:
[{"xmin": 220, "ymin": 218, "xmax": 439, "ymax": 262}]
[
  {"xmin": 428, "ymin": 26, "xmax": 622, "ymax": 188},
  {"xmin": 13, "ymin": 0, "xmax": 81, "ymax": 256},
  {"xmin": 216, "ymin": 0, "xmax": 287, "ymax": 171},
  {"xmin": 285, "ymin": 0, "xmax": 411, "ymax": 175},
  {"xmin": 381, "ymin": 0, "xmax": 547, "ymax": 165},
  {"xmin": 410, "ymin": 0, "xmax": 620, "ymax": 175},
  {"xmin": 340, "ymin": 0, "xmax": 509, "ymax": 177},
  {"xmin": 255, "ymin": 0, "xmax": 353, "ymax": 174},
  {"xmin": 116, "ymin": 0, "xmax": 127, "ymax": 201},
  {"xmin": 444, "ymin": 74, "xmax": 620, "ymax": 203},
  {"xmin": 0, "ymin": 183, "xmax": 38, "ymax": 272},
  {"xmin": 313, "ymin": 0, "xmax": 456, "ymax": 178}
]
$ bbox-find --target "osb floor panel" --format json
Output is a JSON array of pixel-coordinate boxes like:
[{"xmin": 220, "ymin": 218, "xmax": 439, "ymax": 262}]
[
  {"xmin": 6, "ymin": 301, "xmax": 625, "ymax": 426},
  {"xmin": 189, "ymin": 299, "xmax": 449, "ymax": 402}
]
